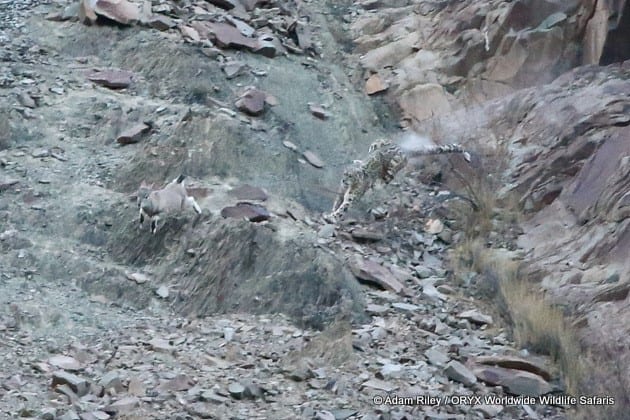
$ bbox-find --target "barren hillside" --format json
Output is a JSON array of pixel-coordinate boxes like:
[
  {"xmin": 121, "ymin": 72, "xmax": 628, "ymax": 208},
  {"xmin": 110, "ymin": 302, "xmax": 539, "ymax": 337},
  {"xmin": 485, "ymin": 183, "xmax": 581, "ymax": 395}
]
[{"xmin": 0, "ymin": 0, "xmax": 628, "ymax": 419}]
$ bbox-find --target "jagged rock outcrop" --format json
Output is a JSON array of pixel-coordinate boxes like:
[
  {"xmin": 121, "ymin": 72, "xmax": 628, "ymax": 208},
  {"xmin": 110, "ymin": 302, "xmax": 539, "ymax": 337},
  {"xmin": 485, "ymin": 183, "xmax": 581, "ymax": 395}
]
[
  {"xmin": 348, "ymin": 0, "xmax": 628, "ymax": 123},
  {"xmin": 415, "ymin": 61, "xmax": 630, "ymax": 394}
]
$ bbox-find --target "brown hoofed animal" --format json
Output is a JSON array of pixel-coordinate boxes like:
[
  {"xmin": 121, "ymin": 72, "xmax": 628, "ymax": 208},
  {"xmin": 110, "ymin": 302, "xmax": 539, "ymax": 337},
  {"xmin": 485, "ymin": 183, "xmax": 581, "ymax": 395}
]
[{"xmin": 137, "ymin": 175, "xmax": 202, "ymax": 234}]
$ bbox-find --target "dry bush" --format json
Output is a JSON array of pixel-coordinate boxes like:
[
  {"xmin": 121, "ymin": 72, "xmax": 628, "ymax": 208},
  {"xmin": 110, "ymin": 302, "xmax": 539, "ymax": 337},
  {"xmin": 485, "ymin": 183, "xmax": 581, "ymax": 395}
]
[
  {"xmin": 453, "ymin": 242, "xmax": 584, "ymax": 394},
  {"xmin": 500, "ymin": 274, "xmax": 583, "ymax": 393},
  {"xmin": 449, "ymin": 138, "xmax": 519, "ymax": 238}
]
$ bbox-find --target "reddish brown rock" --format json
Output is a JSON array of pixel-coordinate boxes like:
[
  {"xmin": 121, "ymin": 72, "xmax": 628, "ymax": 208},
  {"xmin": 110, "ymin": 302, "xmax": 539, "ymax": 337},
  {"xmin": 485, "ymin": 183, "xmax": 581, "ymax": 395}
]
[
  {"xmin": 116, "ymin": 123, "xmax": 150, "ymax": 145},
  {"xmin": 207, "ymin": 22, "xmax": 258, "ymax": 50},
  {"xmin": 229, "ymin": 185, "xmax": 268, "ymax": 201},
  {"xmin": 88, "ymin": 69, "xmax": 133, "ymax": 89},
  {"xmin": 365, "ymin": 74, "xmax": 388, "ymax": 95},
  {"xmin": 235, "ymin": 88, "xmax": 267, "ymax": 116},
  {"xmin": 472, "ymin": 355, "xmax": 552, "ymax": 381},
  {"xmin": 80, "ymin": 0, "xmax": 140, "ymax": 25},
  {"xmin": 470, "ymin": 364, "xmax": 552, "ymax": 396},
  {"xmin": 349, "ymin": 258, "xmax": 405, "ymax": 294},
  {"xmin": 221, "ymin": 203, "xmax": 271, "ymax": 222}
]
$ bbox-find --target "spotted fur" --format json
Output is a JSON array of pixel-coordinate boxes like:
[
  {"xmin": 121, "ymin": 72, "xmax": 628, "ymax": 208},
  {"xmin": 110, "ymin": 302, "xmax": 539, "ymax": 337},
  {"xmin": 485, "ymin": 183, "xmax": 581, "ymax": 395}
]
[{"xmin": 323, "ymin": 139, "xmax": 471, "ymax": 223}]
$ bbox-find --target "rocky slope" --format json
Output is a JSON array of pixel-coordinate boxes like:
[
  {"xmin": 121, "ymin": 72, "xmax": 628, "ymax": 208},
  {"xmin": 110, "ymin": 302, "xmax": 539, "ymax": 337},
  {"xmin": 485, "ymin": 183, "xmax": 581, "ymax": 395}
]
[
  {"xmin": 0, "ymin": 0, "xmax": 628, "ymax": 419},
  {"xmin": 341, "ymin": 0, "xmax": 629, "ymax": 416}
]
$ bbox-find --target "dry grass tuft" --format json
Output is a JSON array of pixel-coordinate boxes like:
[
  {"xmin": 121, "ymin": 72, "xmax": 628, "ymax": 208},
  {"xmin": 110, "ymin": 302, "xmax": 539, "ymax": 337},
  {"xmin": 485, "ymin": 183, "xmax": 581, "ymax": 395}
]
[{"xmin": 452, "ymin": 240, "xmax": 584, "ymax": 394}]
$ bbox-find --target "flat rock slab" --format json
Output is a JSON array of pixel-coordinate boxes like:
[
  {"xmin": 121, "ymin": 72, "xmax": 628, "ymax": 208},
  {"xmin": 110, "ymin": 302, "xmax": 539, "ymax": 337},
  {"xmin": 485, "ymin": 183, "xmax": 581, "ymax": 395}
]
[
  {"xmin": 116, "ymin": 123, "xmax": 150, "ymax": 144},
  {"xmin": 361, "ymin": 378, "xmax": 397, "ymax": 393},
  {"xmin": 221, "ymin": 203, "xmax": 270, "ymax": 222},
  {"xmin": 391, "ymin": 302, "xmax": 420, "ymax": 312},
  {"xmin": 471, "ymin": 364, "xmax": 552, "ymax": 397},
  {"xmin": 87, "ymin": 69, "xmax": 133, "ymax": 89},
  {"xmin": 472, "ymin": 355, "xmax": 552, "ymax": 381},
  {"xmin": 207, "ymin": 21, "xmax": 258, "ymax": 50},
  {"xmin": 229, "ymin": 184, "xmax": 268, "ymax": 201},
  {"xmin": 458, "ymin": 309, "xmax": 493, "ymax": 325},
  {"xmin": 349, "ymin": 258, "xmax": 405, "ymax": 294},
  {"xmin": 147, "ymin": 15, "xmax": 175, "ymax": 31}
]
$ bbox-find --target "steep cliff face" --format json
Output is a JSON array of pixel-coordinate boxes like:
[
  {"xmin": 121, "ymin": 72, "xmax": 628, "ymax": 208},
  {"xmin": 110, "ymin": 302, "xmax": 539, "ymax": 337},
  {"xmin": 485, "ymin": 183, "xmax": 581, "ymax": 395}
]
[{"xmin": 348, "ymin": 0, "xmax": 628, "ymax": 121}]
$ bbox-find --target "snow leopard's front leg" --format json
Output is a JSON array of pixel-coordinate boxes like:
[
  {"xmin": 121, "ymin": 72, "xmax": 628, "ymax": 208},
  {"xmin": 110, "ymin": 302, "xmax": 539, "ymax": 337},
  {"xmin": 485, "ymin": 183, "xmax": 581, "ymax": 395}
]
[{"xmin": 324, "ymin": 186, "xmax": 355, "ymax": 223}]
